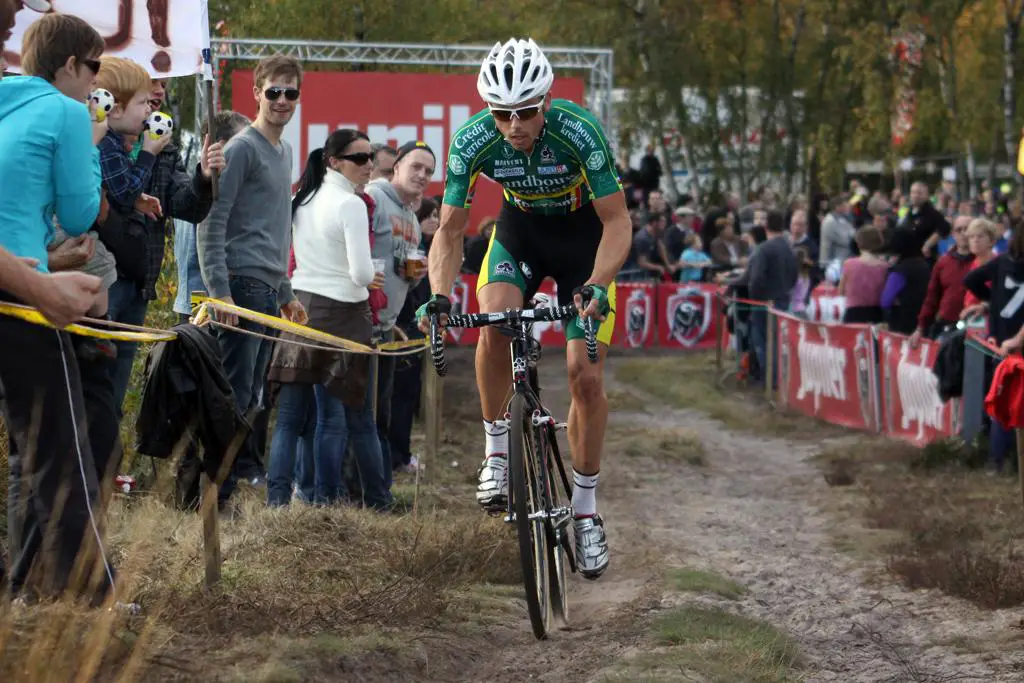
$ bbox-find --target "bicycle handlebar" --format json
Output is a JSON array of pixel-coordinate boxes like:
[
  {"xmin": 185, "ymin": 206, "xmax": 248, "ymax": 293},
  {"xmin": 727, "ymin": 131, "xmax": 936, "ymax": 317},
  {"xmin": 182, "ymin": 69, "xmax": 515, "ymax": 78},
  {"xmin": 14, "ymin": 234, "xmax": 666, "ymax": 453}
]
[{"xmin": 428, "ymin": 301, "xmax": 599, "ymax": 377}]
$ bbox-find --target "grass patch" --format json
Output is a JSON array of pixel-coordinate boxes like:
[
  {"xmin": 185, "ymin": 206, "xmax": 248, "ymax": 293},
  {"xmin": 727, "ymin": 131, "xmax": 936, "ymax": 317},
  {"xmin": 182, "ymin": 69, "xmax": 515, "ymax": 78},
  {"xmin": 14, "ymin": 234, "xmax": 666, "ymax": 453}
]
[
  {"xmin": 668, "ymin": 567, "xmax": 746, "ymax": 600},
  {"xmin": 614, "ymin": 353, "xmax": 833, "ymax": 439},
  {"xmin": 608, "ymin": 605, "xmax": 802, "ymax": 683},
  {"xmin": 814, "ymin": 436, "xmax": 1024, "ymax": 610},
  {"xmin": 607, "ymin": 389, "xmax": 650, "ymax": 413},
  {"xmin": 0, "ymin": 346, "xmax": 528, "ymax": 682}
]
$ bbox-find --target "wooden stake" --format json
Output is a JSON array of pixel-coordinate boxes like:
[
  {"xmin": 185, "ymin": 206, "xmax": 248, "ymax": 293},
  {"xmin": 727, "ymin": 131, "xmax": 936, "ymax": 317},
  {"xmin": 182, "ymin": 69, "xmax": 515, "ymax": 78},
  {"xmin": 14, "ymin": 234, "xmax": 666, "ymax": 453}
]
[
  {"xmin": 1017, "ymin": 428, "xmax": 1024, "ymax": 509},
  {"xmin": 715, "ymin": 294, "xmax": 724, "ymax": 378},
  {"xmin": 765, "ymin": 308, "xmax": 775, "ymax": 405},
  {"xmin": 201, "ymin": 473, "xmax": 221, "ymax": 588}
]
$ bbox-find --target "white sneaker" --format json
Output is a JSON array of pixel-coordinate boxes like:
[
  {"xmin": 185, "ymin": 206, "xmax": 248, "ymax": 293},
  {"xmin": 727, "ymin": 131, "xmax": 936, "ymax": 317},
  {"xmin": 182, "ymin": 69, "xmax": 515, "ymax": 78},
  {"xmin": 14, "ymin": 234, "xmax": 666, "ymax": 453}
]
[
  {"xmin": 476, "ymin": 455, "xmax": 508, "ymax": 510},
  {"xmin": 574, "ymin": 515, "xmax": 610, "ymax": 580}
]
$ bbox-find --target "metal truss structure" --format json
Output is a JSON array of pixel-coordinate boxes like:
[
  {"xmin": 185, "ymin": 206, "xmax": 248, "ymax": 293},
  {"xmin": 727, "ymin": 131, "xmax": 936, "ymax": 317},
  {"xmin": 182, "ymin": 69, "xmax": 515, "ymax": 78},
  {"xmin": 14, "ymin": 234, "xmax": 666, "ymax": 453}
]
[{"xmin": 210, "ymin": 38, "xmax": 616, "ymax": 132}]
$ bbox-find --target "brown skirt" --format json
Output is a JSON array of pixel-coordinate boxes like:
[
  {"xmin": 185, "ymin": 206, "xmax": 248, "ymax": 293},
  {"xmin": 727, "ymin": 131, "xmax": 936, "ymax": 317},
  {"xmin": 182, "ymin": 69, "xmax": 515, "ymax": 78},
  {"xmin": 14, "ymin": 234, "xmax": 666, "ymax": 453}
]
[{"xmin": 267, "ymin": 291, "xmax": 372, "ymax": 408}]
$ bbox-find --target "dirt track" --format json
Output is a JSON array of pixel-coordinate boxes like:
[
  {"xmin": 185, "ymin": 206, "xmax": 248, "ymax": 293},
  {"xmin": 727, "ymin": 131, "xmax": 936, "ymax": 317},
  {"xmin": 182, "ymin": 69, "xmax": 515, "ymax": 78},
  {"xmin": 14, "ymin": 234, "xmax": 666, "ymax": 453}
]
[{"xmin": 443, "ymin": 352, "xmax": 1024, "ymax": 683}]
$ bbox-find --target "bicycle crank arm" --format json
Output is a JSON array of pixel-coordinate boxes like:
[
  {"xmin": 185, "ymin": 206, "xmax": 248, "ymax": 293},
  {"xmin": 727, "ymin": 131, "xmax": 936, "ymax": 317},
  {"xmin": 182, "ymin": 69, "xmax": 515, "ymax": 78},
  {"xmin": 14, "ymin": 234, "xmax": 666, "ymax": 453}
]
[{"xmin": 504, "ymin": 505, "xmax": 574, "ymax": 525}]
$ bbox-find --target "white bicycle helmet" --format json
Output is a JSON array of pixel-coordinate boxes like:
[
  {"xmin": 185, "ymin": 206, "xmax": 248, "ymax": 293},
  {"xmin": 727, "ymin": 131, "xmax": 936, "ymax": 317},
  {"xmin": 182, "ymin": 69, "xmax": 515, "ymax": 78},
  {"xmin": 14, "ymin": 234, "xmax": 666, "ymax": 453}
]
[{"xmin": 477, "ymin": 38, "xmax": 554, "ymax": 106}]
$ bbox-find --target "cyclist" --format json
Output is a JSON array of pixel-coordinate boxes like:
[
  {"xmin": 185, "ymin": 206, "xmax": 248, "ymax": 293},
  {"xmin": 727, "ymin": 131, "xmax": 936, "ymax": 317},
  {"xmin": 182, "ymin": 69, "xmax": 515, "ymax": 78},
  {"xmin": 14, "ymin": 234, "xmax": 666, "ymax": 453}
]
[{"xmin": 417, "ymin": 38, "xmax": 632, "ymax": 579}]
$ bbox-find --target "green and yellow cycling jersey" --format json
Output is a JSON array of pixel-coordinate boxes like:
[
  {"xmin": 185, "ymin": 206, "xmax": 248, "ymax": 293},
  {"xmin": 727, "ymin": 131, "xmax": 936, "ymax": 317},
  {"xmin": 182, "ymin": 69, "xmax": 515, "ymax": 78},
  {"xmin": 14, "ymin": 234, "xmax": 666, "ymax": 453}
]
[{"xmin": 442, "ymin": 99, "xmax": 622, "ymax": 216}]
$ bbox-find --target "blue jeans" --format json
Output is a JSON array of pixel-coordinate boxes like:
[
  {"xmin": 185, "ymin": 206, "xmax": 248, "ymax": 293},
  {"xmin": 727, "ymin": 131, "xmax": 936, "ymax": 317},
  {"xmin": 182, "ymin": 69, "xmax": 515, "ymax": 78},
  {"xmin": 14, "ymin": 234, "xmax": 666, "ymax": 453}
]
[
  {"xmin": 107, "ymin": 277, "xmax": 149, "ymax": 413},
  {"xmin": 750, "ymin": 300, "xmax": 786, "ymax": 388},
  {"xmin": 266, "ymin": 383, "xmax": 315, "ymax": 506},
  {"xmin": 216, "ymin": 276, "xmax": 278, "ymax": 502},
  {"xmin": 989, "ymin": 419, "xmax": 1016, "ymax": 473},
  {"xmin": 328, "ymin": 381, "xmax": 391, "ymax": 510}
]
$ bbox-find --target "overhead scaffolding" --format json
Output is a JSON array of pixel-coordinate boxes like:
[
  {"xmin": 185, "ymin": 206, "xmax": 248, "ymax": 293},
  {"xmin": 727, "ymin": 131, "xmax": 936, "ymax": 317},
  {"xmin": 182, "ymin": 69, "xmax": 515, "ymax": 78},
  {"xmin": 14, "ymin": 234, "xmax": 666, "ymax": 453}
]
[{"xmin": 209, "ymin": 38, "xmax": 616, "ymax": 135}]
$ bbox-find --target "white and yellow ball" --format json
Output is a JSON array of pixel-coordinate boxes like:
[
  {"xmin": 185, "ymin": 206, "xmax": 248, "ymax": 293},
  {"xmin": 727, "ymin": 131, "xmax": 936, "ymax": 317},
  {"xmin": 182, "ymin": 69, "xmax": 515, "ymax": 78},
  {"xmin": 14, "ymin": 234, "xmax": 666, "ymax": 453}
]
[
  {"xmin": 88, "ymin": 88, "xmax": 115, "ymax": 123},
  {"xmin": 145, "ymin": 112, "xmax": 174, "ymax": 140}
]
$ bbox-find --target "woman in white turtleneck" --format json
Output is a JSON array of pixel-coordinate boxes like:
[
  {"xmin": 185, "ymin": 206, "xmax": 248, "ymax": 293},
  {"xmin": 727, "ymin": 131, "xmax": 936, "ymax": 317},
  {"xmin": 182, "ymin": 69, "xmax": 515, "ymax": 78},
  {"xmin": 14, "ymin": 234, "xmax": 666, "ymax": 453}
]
[{"xmin": 266, "ymin": 129, "xmax": 391, "ymax": 510}]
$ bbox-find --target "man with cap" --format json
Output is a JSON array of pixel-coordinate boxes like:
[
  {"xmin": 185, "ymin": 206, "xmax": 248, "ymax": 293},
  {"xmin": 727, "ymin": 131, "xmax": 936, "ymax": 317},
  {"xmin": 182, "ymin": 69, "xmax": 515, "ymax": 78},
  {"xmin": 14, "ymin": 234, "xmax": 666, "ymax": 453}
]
[{"xmin": 365, "ymin": 140, "xmax": 436, "ymax": 487}]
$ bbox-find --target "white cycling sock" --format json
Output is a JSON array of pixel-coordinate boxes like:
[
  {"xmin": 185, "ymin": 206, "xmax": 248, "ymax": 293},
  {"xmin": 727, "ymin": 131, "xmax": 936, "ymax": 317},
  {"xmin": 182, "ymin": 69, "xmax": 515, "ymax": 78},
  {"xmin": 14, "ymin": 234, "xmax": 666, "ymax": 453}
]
[
  {"xmin": 572, "ymin": 470, "xmax": 599, "ymax": 518},
  {"xmin": 483, "ymin": 419, "xmax": 508, "ymax": 458}
]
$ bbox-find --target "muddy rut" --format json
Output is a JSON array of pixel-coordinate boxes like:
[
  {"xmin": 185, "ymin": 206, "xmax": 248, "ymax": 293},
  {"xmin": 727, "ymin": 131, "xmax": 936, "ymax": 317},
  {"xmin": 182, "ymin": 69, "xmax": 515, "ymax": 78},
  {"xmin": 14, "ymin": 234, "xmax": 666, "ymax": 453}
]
[{"xmin": 440, "ymin": 353, "xmax": 1023, "ymax": 683}]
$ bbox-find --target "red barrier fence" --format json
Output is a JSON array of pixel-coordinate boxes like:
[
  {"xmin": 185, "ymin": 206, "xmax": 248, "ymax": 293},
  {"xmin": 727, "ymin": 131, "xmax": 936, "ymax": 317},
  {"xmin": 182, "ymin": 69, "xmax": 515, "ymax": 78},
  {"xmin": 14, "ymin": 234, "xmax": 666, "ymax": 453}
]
[
  {"xmin": 446, "ymin": 275, "xmax": 724, "ymax": 350},
  {"xmin": 446, "ymin": 274, "xmax": 961, "ymax": 448}
]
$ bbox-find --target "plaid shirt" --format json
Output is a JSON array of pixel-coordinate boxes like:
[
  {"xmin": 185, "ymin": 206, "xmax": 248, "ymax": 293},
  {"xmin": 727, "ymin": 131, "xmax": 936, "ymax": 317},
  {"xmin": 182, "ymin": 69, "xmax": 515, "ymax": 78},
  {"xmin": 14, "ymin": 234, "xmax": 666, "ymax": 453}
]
[
  {"xmin": 97, "ymin": 130, "xmax": 156, "ymax": 212},
  {"xmin": 128, "ymin": 143, "xmax": 214, "ymax": 300}
]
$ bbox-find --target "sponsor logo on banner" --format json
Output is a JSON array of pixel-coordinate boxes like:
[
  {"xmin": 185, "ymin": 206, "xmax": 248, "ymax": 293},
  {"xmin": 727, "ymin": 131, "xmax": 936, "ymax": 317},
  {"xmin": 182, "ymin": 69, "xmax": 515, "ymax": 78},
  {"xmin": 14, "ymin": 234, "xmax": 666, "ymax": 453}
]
[
  {"xmin": 806, "ymin": 286, "xmax": 846, "ymax": 323},
  {"xmin": 665, "ymin": 287, "xmax": 712, "ymax": 347},
  {"xmin": 448, "ymin": 277, "xmax": 472, "ymax": 343},
  {"xmin": 894, "ymin": 339, "xmax": 944, "ymax": 439},
  {"xmin": 795, "ymin": 323, "xmax": 848, "ymax": 412},
  {"xmin": 853, "ymin": 330, "xmax": 877, "ymax": 430},
  {"xmin": 625, "ymin": 287, "xmax": 653, "ymax": 348}
]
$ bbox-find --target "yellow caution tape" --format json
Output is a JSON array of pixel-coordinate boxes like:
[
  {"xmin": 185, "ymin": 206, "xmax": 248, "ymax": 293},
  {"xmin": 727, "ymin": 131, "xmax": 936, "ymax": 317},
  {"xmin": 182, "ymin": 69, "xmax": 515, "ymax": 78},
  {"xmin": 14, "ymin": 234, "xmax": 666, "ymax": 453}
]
[
  {"xmin": 195, "ymin": 298, "xmax": 427, "ymax": 354},
  {"xmin": 0, "ymin": 302, "xmax": 177, "ymax": 342}
]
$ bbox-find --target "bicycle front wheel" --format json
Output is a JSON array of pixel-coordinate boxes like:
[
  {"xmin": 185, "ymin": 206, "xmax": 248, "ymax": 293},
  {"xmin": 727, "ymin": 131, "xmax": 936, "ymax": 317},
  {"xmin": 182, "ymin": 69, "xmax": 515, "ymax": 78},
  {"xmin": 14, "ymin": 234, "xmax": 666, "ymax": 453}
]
[{"xmin": 509, "ymin": 392, "xmax": 551, "ymax": 640}]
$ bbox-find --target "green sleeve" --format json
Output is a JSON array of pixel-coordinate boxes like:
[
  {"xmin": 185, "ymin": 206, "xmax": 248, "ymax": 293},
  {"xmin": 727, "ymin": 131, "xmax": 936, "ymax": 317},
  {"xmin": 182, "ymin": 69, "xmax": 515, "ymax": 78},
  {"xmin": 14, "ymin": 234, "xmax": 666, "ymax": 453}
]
[
  {"xmin": 550, "ymin": 102, "xmax": 622, "ymax": 200},
  {"xmin": 442, "ymin": 110, "xmax": 493, "ymax": 208}
]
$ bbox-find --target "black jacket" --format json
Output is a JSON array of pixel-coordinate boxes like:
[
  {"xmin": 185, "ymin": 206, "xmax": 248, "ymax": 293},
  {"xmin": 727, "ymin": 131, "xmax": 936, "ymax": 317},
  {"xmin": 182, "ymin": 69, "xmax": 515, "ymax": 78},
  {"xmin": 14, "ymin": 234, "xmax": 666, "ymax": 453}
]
[
  {"xmin": 885, "ymin": 256, "xmax": 931, "ymax": 335},
  {"xmin": 932, "ymin": 326, "xmax": 966, "ymax": 401},
  {"xmin": 135, "ymin": 323, "xmax": 248, "ymax": 480},
  {"xmin": 964, "ymin": 253, "xmax": 1024, "ymax": 344}
]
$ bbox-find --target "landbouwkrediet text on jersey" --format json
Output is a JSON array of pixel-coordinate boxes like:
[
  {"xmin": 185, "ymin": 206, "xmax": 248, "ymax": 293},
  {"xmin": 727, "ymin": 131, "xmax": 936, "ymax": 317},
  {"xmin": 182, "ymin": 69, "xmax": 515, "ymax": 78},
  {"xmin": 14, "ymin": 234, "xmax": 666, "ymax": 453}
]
[{"xmin": 554, "ymin": 112, "xmax": 598, "ymax": 149}]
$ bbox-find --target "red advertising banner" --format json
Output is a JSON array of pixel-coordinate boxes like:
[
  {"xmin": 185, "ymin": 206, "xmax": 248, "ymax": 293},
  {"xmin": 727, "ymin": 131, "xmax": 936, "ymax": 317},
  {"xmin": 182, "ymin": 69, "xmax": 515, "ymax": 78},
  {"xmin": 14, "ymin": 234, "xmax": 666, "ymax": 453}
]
[
  {"xmin": 614, "ymin": 282, "xmax": 657, "ymax": 349},
  {"xmin": 775, "ymin": 313, "xmax": 880, "ymax": 432},
  {"xmin": 231, "ymin": 70, "xmax": 586, "ymax": 233},
  {"xmin": 805, "ymin": 284, "xmax": 846, "ymax": 324},
  {"xmin": 445, "ymin": 274, "xmax": 566, "ymax": 348},
  {"xmin": 877, "ymin": 331, "xmax": 959, "ymax": 446},
  {"xmin": 656, "ymin": 283, "xmax": 720, "ymax": 350}
]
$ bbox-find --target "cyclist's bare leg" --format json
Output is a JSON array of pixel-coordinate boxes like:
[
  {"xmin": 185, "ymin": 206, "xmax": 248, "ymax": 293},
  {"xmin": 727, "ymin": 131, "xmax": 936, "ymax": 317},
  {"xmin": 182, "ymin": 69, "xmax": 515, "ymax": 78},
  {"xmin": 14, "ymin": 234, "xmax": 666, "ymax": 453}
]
[
  {"xmin": 475, "ymin": 282, "xmax": 525, "ymax": 420},
  {"xmin": 473, "ymin": 282, "xmax": 524, "ymax": 508},
  {"xmin": 565, "ymin": 340, "xmax": 609, "ymax": 478},
  {"xmin": 566, "ymin": 338, "xmax": 611, "ymax": 579}
]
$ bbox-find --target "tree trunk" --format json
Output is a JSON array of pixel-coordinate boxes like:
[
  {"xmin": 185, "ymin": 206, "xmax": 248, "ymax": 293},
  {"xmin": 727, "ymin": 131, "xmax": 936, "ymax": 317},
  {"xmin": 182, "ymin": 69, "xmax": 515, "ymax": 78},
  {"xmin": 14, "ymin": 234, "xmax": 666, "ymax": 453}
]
[{"xmin": 1003, "ymin": 0, "xmax": 1024, "ymax": 183}]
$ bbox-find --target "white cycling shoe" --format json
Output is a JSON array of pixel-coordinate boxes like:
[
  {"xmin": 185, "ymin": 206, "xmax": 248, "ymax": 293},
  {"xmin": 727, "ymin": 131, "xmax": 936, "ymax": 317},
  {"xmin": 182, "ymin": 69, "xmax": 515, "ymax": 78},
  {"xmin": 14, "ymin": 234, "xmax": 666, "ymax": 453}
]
[
  {"xmin": 573, "ymin": 514, "xmax": 610, "ymax": 580},
  {"xmin": 476, "ymin": 454, "xmax": 508, "ymax": 510}
]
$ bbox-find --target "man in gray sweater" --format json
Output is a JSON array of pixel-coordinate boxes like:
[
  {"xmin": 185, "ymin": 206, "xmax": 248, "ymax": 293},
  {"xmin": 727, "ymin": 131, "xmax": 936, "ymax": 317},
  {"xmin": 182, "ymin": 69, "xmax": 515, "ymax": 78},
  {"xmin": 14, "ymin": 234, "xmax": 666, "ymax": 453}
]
[
  {"xmin": 747, "ymin": 211, "xmax": 798, "ymax": 384},
  {"xmin": 365, "ymin": 140, "xmax": 435, "ymax": 487},
  {"xmin": 198, "ymin": 55, "xmax": 307, "ymax": 501}
]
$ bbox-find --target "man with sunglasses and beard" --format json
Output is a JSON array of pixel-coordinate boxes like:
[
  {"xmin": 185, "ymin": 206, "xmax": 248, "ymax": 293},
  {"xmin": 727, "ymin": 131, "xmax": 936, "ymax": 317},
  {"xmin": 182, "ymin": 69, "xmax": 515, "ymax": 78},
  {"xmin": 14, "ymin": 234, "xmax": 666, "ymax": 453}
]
[
  {"xmin": 417, "ymin": 38, "xmax": 632, "ymax": 580},
  {"xmin": 199, "ymin": 55, "xmax": 307, "ymax": 505}
]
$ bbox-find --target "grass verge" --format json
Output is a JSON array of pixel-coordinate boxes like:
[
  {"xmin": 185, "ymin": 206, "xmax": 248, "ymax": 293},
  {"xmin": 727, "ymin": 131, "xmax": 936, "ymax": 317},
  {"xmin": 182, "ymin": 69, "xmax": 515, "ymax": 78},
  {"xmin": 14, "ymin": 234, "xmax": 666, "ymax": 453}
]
[
  {"xmin": 667, "ymin": 567, "xmax": 746, "ymax": 600},
  {"xmin": 610, "ymin": 426, "xmax": 707, "ymax": 467},
  {"xmin": 614, "ymin": 353, "xmax": 837, "ymax": 439},
  {"xmin": 605, "ymin": 605, "xmax": 802, "ymax": 683},
  {"xmin": 815, "ymin": 436, "xmax": 1024, "ymax": 609}
]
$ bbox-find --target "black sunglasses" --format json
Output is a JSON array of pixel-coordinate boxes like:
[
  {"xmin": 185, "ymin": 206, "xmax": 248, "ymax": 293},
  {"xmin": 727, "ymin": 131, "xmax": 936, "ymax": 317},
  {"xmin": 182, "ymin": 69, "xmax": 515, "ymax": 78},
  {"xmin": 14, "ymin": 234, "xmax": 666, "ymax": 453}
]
[
  {"xmin": 338, "ymin": 152, "xmax": 373, "ymax": 165},
  {"xmin": 264, "ymin": 87, "xmax": 300, "ymax": 101},
  {"xmin": 82, "ymin": 58, "xmax": 102, "ymax": 75}
]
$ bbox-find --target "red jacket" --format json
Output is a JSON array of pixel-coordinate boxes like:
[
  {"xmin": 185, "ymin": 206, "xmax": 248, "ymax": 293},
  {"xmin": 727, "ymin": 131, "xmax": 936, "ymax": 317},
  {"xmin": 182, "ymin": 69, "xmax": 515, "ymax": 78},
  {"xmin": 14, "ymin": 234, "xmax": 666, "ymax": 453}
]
[
  {"xmin": 986, "ymin": 354, "xmax": 1024, "ymax": 428},
  {"xmin": 917, "ymin": 251, "xmax": 974, "ymax": 330}
]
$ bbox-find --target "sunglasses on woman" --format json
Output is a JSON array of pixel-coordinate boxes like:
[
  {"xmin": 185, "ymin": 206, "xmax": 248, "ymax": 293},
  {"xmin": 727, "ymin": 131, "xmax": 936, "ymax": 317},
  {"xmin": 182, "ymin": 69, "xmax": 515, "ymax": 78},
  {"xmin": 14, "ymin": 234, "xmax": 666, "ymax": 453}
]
[
  {"xmin": 489, "ymin": 104, "xmax": 543, "ymax": 122},
  {"xmin": 338, "ymin": 152, "xmax": 373, "ymax": 165},
  {"xmin": 264, "ymin": 87, "xmax": 301, "ymax": 101}
]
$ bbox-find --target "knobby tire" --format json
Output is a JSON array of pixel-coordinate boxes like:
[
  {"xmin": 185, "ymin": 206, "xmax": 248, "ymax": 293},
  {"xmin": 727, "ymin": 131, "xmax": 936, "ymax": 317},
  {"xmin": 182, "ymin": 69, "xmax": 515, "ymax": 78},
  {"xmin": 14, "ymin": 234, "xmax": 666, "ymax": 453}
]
[{"xmin": 510, "ymin": 393, "xmax": 551, "ymax": 639}]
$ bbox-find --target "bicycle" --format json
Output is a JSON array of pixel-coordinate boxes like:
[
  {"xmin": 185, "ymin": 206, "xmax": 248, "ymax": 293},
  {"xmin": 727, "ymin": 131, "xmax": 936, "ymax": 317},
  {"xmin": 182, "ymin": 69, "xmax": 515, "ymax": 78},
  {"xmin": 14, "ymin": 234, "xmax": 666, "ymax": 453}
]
[{"xmin": 428, "ymin": 295, "xmax": 599, "ymax": 640}]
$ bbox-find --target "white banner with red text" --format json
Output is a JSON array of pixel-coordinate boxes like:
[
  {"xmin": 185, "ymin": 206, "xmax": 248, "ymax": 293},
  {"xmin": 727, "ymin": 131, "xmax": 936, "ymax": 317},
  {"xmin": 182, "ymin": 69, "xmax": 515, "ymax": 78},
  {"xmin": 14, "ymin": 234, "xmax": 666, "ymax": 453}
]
[{"xmin": 4, "ymin": 1, "xmax": 206, "ymax": 78}]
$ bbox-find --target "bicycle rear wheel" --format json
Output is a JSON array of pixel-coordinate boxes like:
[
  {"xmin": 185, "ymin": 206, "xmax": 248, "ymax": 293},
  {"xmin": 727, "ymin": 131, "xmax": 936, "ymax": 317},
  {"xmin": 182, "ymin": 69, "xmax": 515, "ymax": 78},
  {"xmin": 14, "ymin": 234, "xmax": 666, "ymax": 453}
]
[{"xmin": 509, "ymin": 392, "xmax": 551, "ymax": 639}]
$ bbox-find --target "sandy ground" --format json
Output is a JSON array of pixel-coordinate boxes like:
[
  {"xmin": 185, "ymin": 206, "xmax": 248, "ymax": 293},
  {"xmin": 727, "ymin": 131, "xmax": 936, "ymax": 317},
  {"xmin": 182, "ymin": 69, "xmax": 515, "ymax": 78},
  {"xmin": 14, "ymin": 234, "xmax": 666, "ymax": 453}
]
[{"xmin": 442, "ymin": 351, "xmax": 1024, "ymax": 683}]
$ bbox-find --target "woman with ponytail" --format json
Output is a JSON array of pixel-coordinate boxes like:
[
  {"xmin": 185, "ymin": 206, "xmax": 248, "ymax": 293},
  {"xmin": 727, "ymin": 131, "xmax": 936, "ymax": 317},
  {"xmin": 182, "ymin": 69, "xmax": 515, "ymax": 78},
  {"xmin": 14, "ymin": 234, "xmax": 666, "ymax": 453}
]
[{"xmin": 266, "ymin": 129, "xmax": 390, "ymax": 509}]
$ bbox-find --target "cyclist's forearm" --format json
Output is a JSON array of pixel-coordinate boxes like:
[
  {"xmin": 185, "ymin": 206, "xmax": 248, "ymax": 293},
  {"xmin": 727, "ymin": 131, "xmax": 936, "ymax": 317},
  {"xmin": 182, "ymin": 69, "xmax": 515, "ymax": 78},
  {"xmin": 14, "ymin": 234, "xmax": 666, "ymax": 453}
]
[
  {"xmin": 427, "ymin": 224, "xmax": 466, "ymax": 296},
  {"xmin": 588, "ymin": 214, "xmax": 632, "ymax": 287}
]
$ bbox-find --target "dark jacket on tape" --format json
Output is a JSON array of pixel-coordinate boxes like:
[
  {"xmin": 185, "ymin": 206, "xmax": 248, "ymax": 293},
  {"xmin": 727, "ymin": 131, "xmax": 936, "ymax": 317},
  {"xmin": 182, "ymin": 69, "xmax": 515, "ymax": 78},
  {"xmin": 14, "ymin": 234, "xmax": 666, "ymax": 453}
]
[
  {"xmin": 135, "ymin": 323, "xmax": 248, "ymax": 480},
  {"xmin": 933, "ymin": 326, "xmax": 966, "ymax": 401}
]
